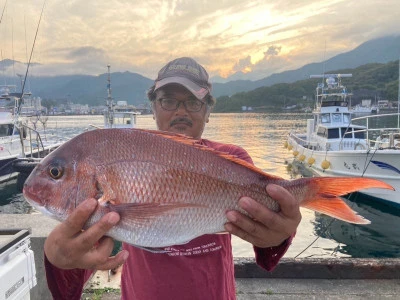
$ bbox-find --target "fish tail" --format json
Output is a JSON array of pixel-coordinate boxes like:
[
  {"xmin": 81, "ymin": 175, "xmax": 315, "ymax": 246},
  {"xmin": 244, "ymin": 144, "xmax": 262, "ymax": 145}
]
[{"xmin": 299, "ymin": 177, "xmax": 394, "ymax": 224}]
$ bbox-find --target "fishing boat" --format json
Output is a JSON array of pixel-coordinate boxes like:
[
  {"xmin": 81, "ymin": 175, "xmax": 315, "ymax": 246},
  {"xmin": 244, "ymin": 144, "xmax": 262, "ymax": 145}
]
[
  {"xmin": 102, "ymin": 65, "xmax": 140, "ymax": 129},
  {"xmin": 0, "ymin": 91, "xmax": 65, "ymax": 185},
  {"xmin": 0, "ymin": 109, "xmax": 22, "ymax": 182},
  {"xmin": 286, "ymin": 73, "xmax": 400, "ymax": 205}
]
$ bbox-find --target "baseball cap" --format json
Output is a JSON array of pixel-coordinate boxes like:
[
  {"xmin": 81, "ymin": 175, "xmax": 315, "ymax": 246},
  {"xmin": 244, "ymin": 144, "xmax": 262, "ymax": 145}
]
[{"xmin": 154, "ymin": 57, "xmax": 212, "ymax": 100}]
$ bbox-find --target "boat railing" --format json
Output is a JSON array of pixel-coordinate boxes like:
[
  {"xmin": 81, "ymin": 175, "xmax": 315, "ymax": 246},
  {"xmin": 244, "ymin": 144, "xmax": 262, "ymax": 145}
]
[
  {"xmin": 290, "ymin": 112, "xmax": 400, "ymax": 151},
  {"xmin": 289, "ymin": 129, "xmax": 363, "ymax": 151},
  {"xmin": 20, "ymin": 124, "xmax": 46, "ymax": 157},
  {"xmin": 289, "ymin": 131, "xmax": 320, "ymax": 149},
  {"xmin": 351, "ymin": 112, "xmax": 400, "ymax": 127},
  {"xmin": 19, "ymin": 124, "xmax": 65, "ymax": 158},
  {"xmin": 342, "ymin": 113, "xmax": 400, "ymax": 149}
]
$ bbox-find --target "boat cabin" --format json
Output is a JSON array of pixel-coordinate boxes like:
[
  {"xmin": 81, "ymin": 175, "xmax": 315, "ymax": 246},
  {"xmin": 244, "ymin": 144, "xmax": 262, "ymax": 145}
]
[
  {"xmin": 308, "ymin": 108, "xmax": 368, "ymax": 151},
  {"xmin": 104, "ymin": 111, "xmax": 139, "ymax": 129},
  {"xmin": 316, "ymin": 125, "xmax": 365, "ymax": 140},
  {"xmin": 0, "ymin": 112, "xmax": 18, "ymax": 138}
]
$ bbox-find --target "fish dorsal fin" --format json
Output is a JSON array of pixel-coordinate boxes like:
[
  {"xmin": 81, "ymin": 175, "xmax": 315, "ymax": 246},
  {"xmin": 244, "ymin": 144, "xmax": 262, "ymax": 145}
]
[{"xmin": 133, "ymin": 129, "xmax": 283, "ymax": 181}]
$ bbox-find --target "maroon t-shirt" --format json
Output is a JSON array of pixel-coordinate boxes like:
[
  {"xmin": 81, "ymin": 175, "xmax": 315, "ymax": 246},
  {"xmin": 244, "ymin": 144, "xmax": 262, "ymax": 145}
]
[{"xmin": 45, "ymin": 139, "xmax": 293, "ymax": 300}]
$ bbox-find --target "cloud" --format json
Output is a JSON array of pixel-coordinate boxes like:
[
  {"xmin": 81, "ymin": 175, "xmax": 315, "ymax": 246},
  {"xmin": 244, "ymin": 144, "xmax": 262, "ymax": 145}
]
[
  {"xmin": 265, "ymin": 46, "xmax": 282, "ymax": 56},
  {"xmin": 228, "ymin": 45, "xmax": 285, "ymax": 79},
  {"xmin": 66, "ymin": 47, "xmax": 106, "ymax": 60},
  {"xmin": 1, "ymin": 0, "xmax": 399, "ymax": 81},
  {"xmin": 233, "ymin": 56, "xmax": 252, "ymax": 72}
]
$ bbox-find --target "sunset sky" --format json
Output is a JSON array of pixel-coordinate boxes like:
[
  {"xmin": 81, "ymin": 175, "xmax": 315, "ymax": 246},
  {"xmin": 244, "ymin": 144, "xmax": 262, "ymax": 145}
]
[{"xmin": 1, "ymin": 0, "xmax": 399, "ymax": 80}]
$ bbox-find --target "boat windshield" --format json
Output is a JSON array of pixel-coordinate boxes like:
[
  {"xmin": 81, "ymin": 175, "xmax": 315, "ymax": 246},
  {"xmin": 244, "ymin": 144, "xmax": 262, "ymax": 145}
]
[
  {"xmin": 332, "ymin": 113, "xmax": 342, "ymax": 122},
  {"xmin": 321, "ymin": 114, "xmax": 330, "ymax": 123}
]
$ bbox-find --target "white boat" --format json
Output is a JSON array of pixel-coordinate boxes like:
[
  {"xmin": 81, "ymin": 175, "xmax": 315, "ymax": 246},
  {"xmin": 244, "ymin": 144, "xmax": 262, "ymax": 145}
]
[
  {"xmin": 286, "ymin": 73, "xmax": 400, "ymax": 205},
  {"xmin": 102, "ymin": 65, "xmax": 140, "ymax": 129},
  {"xmin": 0, "ymin": 93, "xmax": 64, "ymax": 184},
  {"xmin": 0, "ymin": 110, "xmax": 23, "ymax": 182}
]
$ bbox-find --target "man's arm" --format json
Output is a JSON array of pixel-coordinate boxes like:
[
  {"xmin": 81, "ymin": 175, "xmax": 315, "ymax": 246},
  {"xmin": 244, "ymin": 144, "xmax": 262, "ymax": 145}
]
[
  {"xmin": 44, "ymin": 198, "xmax": 129, "ymax": 298},
  {"xmin": 44, "ymin": 255, "xmax": 93, "ymax": 300},
  {"xmin": 253, "ymin": 233, "xmax": 294, "ymax": 271}
]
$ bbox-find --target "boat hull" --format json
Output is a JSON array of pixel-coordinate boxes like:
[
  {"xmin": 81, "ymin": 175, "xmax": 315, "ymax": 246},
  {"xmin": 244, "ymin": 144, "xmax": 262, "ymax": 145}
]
[
  {"xmin": 287, "ymin": 134, "xmax": 400, "ymax": 205},
  {"xmin": 0, "ymin": 142, "xmax": 63, "ymax": 183},
  {"xmin": 0, "ymin": 156, "xmax": 18, "ymax": 182}
]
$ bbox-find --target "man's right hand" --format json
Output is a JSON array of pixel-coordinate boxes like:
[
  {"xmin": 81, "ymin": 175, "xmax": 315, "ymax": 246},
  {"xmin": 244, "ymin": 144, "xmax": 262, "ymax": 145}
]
[{"xmin": 44, "ymin": 198, "xmax": 129, "ymax": 270}]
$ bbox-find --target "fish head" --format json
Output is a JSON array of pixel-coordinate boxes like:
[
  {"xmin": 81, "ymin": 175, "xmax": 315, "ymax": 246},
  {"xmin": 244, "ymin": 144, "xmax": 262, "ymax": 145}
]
[{"xmin": 23, "ymin": 133, "xmax": 99, "ymax": 221}]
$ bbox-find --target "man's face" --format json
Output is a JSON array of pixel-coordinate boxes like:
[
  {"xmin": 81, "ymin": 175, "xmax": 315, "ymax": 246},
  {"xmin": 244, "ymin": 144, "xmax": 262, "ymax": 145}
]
[{"xmin": 152, "ymin": 84, "xmax": 210, "ymax": 140}]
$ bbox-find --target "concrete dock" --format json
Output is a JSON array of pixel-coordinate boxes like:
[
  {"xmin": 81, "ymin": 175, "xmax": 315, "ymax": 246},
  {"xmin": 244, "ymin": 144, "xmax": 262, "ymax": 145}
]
[
  {"xmin": 81, "ymin": 279, "xmax": 400, "ymax": 299},
  {"xmin": 81, "ymin": 258, "xmax": 400, "ymax": 300},
  {"xmin": 1, "ymin": 214, "xmax": 400, "ymax": 300}
]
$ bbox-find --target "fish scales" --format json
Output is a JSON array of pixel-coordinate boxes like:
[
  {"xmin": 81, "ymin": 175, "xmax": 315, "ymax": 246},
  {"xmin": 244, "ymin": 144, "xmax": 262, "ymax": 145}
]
[
  {"xmin": 93, "ymin": 160, "xmax": 273, "ymax": 247},
  {"xmin": 23, "ymin": 128, "xmax": 394, "ymax": 248}
]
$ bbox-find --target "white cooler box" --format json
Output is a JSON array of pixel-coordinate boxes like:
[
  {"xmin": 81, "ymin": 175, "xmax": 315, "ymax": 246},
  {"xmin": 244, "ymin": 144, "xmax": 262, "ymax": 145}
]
[{"xmin": 0, "ymin": 229, "xmax": 37, "ymax": 300}]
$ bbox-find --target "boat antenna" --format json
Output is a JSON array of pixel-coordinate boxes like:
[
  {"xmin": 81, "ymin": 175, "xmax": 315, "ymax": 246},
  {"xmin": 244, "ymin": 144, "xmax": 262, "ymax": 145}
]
[
  {"xmin": 321, "ymin": 40, "xmax": 326, "ymax": 86},
  {"xmin": 24, "ymin": 15, "xmax": 31, "ymax": 93},
  {"xmin": 0, "ymin": 0, "xmax": 7, "ymax": 86},
  {"xmin": 17, "ymin": 0, "xmax": 46, "ymax": 114},
  {"xmin": 0, "ymin": 0, "xmax": 7, "ymax": 25},
  {"xmin": 398, "ymin": 57, "xmax": 400, "ymax": 128},
  {"xmin": 107, "ymin": 64, "xmax": 113, "ymax": 106},
  {"xmin": 106, "ymin": 64, "xmax": 115, "ymax": 126},
  {"xmin": 12, "ymin": 17, "xmax": 16, "ymax": 87}
]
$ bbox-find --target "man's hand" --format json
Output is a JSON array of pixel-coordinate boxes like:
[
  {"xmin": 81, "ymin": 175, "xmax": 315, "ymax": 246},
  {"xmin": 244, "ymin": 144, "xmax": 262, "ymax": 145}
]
[
  {"xmin": 224, "ymin": 184, "xmax": 301, "ymax": 248},
  {"xmin": 44, "ymin": 198, "xmax": 129, "ymax": 270}
]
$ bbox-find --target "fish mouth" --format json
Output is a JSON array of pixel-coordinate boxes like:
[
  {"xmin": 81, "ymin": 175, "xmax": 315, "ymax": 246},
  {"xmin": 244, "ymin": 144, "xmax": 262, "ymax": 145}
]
[
  {"xmin": 23, "ymin": 189, "xmax": 56, "ymax": 218},
  {"xmin": 30, "ymin": 202, "xmax": 55, "ymax": 218},
  {"xmin": 22, "ymin": 185, "xmax": 42, "ymax": 210},
  {"xmin": 22, "ymin": 184, "xmax": 37, "ymax": 202}
]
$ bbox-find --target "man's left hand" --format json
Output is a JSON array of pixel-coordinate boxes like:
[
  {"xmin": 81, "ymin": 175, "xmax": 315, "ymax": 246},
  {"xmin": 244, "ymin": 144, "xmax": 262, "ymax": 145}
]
[{"xmin": 224, "ymin": 184, "xmax": 301, "ymax": 248}]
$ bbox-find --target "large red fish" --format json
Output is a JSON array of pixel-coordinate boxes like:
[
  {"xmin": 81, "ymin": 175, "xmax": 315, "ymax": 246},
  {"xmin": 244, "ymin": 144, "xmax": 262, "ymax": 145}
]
[{"xmin": 23, "ymin": 129, "xmax": 393, "ymax": 249}]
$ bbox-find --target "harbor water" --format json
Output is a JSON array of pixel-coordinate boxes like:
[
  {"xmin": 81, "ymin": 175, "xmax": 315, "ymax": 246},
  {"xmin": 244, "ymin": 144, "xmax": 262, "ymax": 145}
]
[{"xmin": 0, "ymin": 113, "xmax": 399, "ymax": 259}]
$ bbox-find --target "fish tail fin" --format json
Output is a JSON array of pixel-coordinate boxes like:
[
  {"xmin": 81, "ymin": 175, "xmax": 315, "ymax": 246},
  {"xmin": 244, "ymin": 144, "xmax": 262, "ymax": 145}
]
[{"xmin": 300, "ymin": 177, "xmax": 394, "ymax": 224}]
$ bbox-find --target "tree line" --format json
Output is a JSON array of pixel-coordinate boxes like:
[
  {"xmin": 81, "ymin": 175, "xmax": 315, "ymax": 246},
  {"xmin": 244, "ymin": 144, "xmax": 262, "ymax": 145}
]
[{"xmin": 213, "ymin": 60, "xmax": 399, "ymax": 112}]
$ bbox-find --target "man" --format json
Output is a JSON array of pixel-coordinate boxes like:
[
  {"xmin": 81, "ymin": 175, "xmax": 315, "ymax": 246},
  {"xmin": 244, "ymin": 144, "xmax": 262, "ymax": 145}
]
[{"xmin": 44, "ymin": 57, "xmax": 301, "ymax": 299}]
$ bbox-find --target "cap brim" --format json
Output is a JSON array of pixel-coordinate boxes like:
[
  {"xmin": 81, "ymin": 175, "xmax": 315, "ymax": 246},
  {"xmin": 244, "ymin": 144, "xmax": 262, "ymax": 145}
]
[{"xmin": 155, "ymin": 77, "xmax": 209, "ymax": 100}]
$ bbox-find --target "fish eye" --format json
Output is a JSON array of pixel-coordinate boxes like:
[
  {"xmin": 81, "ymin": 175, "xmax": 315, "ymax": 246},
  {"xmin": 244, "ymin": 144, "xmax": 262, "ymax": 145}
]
[{"xmin": 48, "ymin": 166, "xmax": 63, "ymax": 179}]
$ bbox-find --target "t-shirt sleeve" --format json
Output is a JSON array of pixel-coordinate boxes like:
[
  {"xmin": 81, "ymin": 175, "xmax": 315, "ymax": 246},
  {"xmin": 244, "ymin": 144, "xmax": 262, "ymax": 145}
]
[
  {"xmin": 44, "ymin": 254, "xmax": 93, "ymax": 300},
  {"xmin": 253, "ymin": 234, "xmax": 295, "ymax": 271}
]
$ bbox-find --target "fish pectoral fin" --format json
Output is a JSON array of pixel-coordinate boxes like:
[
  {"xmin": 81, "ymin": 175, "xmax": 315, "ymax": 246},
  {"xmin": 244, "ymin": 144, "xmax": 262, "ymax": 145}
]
[
  {"xmin": 94, "ymin": 172, "xmax": 117, "ymax": 204},
  {"xmin": 109, "ymin": 202, "xmax": 206, "ymax": 220}
]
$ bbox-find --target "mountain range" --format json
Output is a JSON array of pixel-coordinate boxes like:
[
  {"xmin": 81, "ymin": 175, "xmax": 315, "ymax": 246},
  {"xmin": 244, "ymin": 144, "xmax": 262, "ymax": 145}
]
[{"xmin": 1, "ymin": 35, "xmax": 399, "ymax": 107}]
